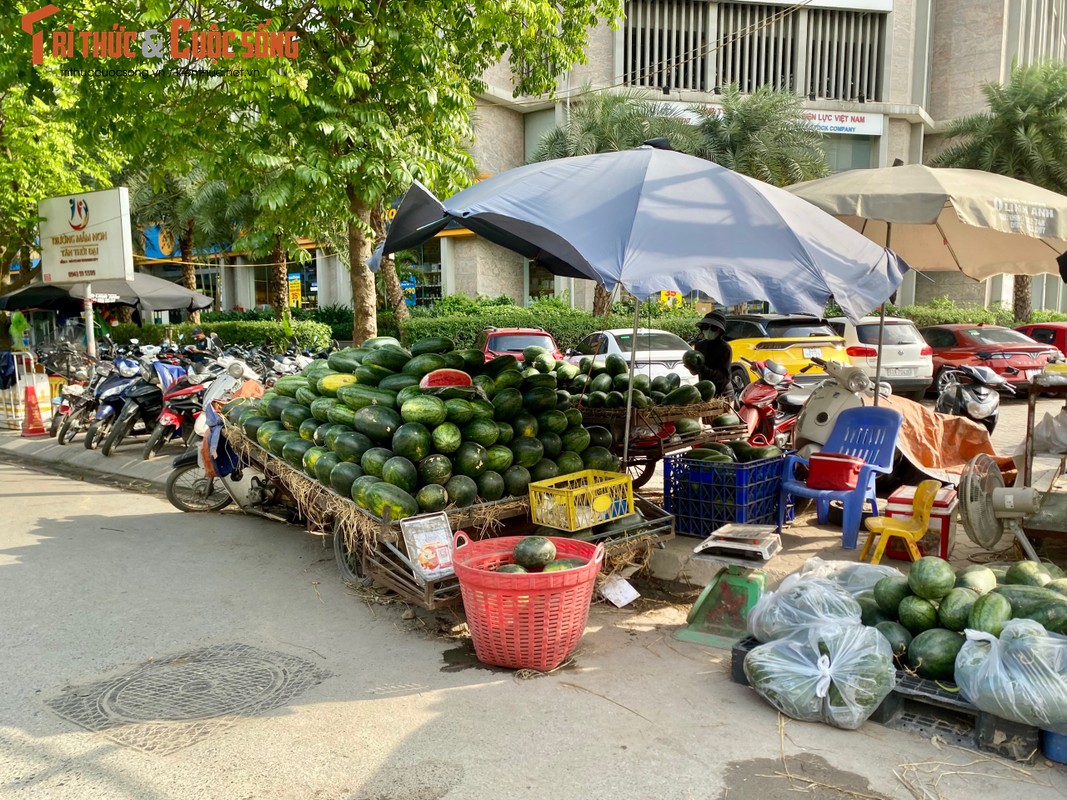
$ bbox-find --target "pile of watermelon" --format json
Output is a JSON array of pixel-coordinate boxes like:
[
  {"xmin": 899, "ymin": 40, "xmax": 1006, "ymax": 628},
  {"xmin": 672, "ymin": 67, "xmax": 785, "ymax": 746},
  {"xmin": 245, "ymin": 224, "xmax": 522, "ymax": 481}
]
[
  {"xmin": 493, "ymin": 536, "xmax": 586, "ymax": 574},
  {"xmin": 225, "ymin": 336, "xmax": 627, "ymax": 523},
  {"xmin": 574, "ymin": 352, "xmax": 716, "ymax": 410},
  {"xmin": 863, "ymin": 556, "xmax": 1067, "ymax": 681}
]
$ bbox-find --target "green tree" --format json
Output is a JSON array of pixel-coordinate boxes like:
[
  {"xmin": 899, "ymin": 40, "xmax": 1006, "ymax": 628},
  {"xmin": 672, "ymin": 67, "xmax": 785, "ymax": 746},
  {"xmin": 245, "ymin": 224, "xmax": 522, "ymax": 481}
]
[
  {"xmin": 696, "ymin": 84, "xmax": 830, "ymax": 187},
  {"xmin": 530, "ymin": 87, "xmax": 701, "ymax": 314},
  {"xmin": 530, "ymin": 86, "xmax": 702, "ymax": 161},
  {"xmin": 930, "ymin": 60, "xmax": 1067, "ymax": 323}
]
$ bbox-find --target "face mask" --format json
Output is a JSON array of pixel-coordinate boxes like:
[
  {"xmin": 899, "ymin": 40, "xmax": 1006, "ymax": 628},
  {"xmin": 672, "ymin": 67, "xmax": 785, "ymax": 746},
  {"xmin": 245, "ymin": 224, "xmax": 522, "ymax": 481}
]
[{"xmin": 703, "ymin": 329, "xmax": 719, "ymax": 341}]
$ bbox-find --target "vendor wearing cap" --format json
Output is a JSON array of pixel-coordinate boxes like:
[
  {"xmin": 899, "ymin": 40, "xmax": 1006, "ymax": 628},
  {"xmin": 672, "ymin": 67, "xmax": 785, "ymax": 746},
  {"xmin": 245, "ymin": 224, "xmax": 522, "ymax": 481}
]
[
  {"xmin": 187, "ymin": 326, "xmax": 214, "ymax": 365},
  {"xmin": 690, "ymin": 312, "xmax": 734, "ymax": 403}
]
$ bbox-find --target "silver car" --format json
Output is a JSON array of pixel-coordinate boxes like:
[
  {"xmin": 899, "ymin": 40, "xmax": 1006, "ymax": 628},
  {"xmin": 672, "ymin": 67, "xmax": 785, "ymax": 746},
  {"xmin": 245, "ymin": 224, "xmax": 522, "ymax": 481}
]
[{"xmin": 566, "ymin": 328, "xmax": 698, "ymax": 385}]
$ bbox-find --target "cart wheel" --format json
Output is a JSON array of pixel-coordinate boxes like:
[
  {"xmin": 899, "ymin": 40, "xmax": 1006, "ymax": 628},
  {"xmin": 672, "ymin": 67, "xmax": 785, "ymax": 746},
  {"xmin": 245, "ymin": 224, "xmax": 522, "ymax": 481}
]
[
  {"xmin": 627, "ymin": 459, "xmax": 656, "ymax": 490},
  {"xmin": 333, "ymin": 528, "xmax": 368, "ymax": 584}
]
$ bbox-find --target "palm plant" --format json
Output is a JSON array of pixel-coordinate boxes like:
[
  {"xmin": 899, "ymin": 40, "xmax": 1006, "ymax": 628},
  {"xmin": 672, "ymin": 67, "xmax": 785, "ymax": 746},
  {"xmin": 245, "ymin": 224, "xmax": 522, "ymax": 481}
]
[
  {"xmin": 696, "ymin": 84, "xmax": 830, "ymax": 187},
  {"xmin": 930, "ymin": 60, "xmax": 1067, "ymax": 322}
]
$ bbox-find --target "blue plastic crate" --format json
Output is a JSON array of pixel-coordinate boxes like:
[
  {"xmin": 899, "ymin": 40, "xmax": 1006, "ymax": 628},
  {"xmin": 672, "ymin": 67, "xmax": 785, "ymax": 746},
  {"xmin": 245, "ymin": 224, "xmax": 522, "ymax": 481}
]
[{"xmin": 665, "ymin": 453, "xmax": 791, "ymax": 538}]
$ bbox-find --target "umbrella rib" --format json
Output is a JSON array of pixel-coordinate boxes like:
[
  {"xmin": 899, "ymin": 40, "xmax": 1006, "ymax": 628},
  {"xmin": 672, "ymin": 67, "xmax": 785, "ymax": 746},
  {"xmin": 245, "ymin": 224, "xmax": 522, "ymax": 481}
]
[{"xmin": 934, "ymin": 219, "xmax": 965, "ymax": 272}]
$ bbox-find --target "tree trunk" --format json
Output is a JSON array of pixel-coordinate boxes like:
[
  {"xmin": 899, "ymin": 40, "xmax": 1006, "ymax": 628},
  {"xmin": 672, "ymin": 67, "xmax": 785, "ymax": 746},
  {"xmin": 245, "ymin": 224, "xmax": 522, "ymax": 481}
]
[
  {"xmin": 348, "ymin": 189, "xmax": 377, "ymax": 344},
  {"xmin": 381, "ymin": 258, "xmax": 410, "ymax": 322},
  {"xmin": 270, "ymin": 236, "xmax": 288, "ymax": 321},
  {"xmin": 593, "ymin": 283, "xmax": 613, "ymax": 316},
  {"xmin": 1013, "ymin": 274, "xmax": 1032, "ymax": 323},
  {"xmin": 178, "ymin": 222, "xmax": 200, "ymax": 324}
]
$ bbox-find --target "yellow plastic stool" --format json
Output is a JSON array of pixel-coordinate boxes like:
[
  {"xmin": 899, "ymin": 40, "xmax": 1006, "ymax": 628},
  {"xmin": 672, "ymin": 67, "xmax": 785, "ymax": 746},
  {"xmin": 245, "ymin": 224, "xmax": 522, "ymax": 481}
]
[
  {"xmin": 48, "ymin": 375, "xmax": 67, "ymax": 402},
  {"xmin": 859, "ymin": 480, "xmax": 941, "ymax": 565}
]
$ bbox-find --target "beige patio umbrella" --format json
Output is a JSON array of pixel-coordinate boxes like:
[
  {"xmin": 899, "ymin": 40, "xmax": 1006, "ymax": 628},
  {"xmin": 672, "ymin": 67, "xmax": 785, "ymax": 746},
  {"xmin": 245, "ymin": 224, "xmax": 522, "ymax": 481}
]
[
  {"xmin": 787, "ymin": 164, "xmax": 1067, "ymax": 279},
  {"xmin": 787, "ymin": 164, "xmax": 1067, "ymax": 402}
]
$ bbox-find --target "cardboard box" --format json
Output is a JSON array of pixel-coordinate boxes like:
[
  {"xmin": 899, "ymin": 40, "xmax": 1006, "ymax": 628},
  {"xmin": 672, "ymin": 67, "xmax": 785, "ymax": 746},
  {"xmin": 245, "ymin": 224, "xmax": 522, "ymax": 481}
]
[{"xmin": 884, "ymin": 485, "xmax": 958, "ymax": 561}]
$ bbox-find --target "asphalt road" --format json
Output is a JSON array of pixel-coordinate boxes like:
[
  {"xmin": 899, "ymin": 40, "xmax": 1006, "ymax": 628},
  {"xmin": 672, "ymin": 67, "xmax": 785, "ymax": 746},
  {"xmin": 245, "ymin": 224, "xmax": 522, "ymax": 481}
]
[{"xmin": 2, "ymin": 456, "xmax": 1067, "ymax": 799}]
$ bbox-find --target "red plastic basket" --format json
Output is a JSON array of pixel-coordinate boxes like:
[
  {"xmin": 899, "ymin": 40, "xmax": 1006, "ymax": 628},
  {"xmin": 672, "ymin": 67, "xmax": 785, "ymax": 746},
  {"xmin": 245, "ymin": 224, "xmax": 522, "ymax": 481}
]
[{"xmin": 451, "ymin": 533, "xmax": 605, "ymax": 671}]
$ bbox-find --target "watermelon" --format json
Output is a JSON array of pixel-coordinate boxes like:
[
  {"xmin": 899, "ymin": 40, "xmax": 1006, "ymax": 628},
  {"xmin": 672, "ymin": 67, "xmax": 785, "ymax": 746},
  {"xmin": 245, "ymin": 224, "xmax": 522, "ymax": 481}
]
[
  {"xmin": 1005, "ymin": 560, "xmax": 1051, "ymax": 586},
  {"xmin": 604, "ymin": 354, "xmax": 628, "ymax": 376},
  {"xmin": 353, "ymin": 364, "xmax": 393, "ymax": 386},
  {"xmin": 333, "ymin": 431, "xmax": 374, "ymax": 464},
  {"xmin": 1046, "ymin": 579, "xmax": 1067, "ymax": 598},
  {"xmin": 495, "ymin": 422, "xmax": 514, "ymax": 445},
  {"xmin": 512, "ymin": 412, "xmax": 538, "ymax": 438},
  {"xmin": 457, "ymin": 349, "xmax": 486, "ymax": 370},
  {"xmin": 681, "ymin": 349, "xmax": 704, "ymax": 372},
  {"xmin": 365, "ymin": 482, "xmax": 420, "ymax": 521},
  {"xmin": 363, "ymin": 344, "xmax": 411, "ymax": 372},
  {"xmin": 523, "ymin": 386, "xmax": 558, "ymax": 414},
  {"xmin": 337, "ymin": 384, "xmax": 399, "ymax": 411},
  {"xmin": 695, "ymin": 380, "xmax": 716, "ymax": 401},
  {"xmin": 379, "ymin": 373, "xmax": 422, "ymax": 392},
  {"xmin": 350, "ymin": 475, "xmax": 383, "ymax": 509},
  {"xmin": 416, "ymin": 483, "xmax": 449, "ymax": 512},
  {"xmin": 454, "ymin": 441, "xmax": 489, "ymax": 478},
  {"xmin": 402, "ymin": 354, "xmax": 448, "ymax": 377},
  {"xmin": 410, "ymin": 337, "xmax": 455, "ymax": 356},
  {"xmin": 529, "ymin": 458, "xmax": 559, "ymax": 482},
  {"xmin": 445, "ymin": 398, "xmax": 474, "ymax": 425},
  {"xmin": 360, "ymin": 447, "xmax": 394, "ymax": 478},
  {"xmin": 908, "ymin": 557, "xmax": 956, "ymax": 600},
  {"xmin": 503, "ymin": 465, "xmax": 532, "ymax": 497},
  {"xmin": 282, "ymin": 438, "xmax": 315, "ymax": 469},
  {"xmin": 445, "ymin": 475, "xmax": 478, "ymax": 507},
  {"xmin": 496, "ymin": 564, "xmax": 528, "ymax": 574},
  {"xmin": 492, "ymin": 388, "xmax": 523, "ymax": 420},
  {"xmin": 256, "ymin": 420, "xmax": 286, "ymax": 449},
  {"xmin": 875, "ymin": 620, "xmax": 912, "ymax": 658},
  {"xmin": 543, "ymin": 558, "xmax": 586, "ymax": 572},
  {"xmin": 418, "ymin": 454, "xmax": 453, "ymax": 486},
  {"xmin": 556, "ymin": 450, "xmax": 585, "ymax": 475},
  {"xmin": 464, "ymin": 418, "xmax": 500, "ymax": 448},
  {"xmin": 476, "ymin": 470, "xmax": 506, "ymax": 501},
  {"xmin": 898, "ymin": 595, "xmax": 939, "ymax": 634},
  {"xmin": 317, "ymin": 373, "xmax": 358, "ymax": 397},
  {"xmin": 662, "ymin": 384, "xmax": 701, "ymax": 405},
  {"xmin": 400, "ymin": 395, "xmax": 447, "ymax": 426},
  {"xmin": 874, "ymin": 576, "xmax": 912, "ymax": 616},
  {"xmin": 907, "ymin": 628, "xmax": 964, "ymax": 680},
  {"xmin": 396, "ymin": 386, "xmax": 426, "ymax": 406},
  {"xmin": 272, "ymin": 375, "xmax": 309, "ymax": 398},
  {"xmin": 533, "ymin": 353, "xmax": 556, "ymax": 373},
  {"xmin": 382, "ymin": 456, "xmax": 418, "ymax": 494},
  {"xmin": 420, "ymin": 368, "xmax": 472, "ymax": 388},
  {"xmin": 495, "ymin": 369, "xmax": 525, "ymax": 391},
  {"xmin": 310, "ymin": 397, "xmax": 339, "ymax": 423},
  {"xmin": 483, "ymin": 354, "xmax": 519, "ymax": 375},
  {"xmin": 432, "ymin": 422, "xmax": 462, "ymax": 454},
  {"xmin": 560, "ymin": 426, "xmax": 591, "ymax": 454},
  {"xmin": 955, "ymin": 565, "xmax": 997, "ymax": 595},
  {"xmin": 353, "ymin": 406, "xmax": 402, "ymax": 442},
  {"xmin": 472, "ymin": 374, "xmax": 497, "ymax": 399},
  {"xmin": 294, "ymin": 386, "xmax": 319, "ymax": 408},
  {"xmin": 486, "ymin": 444, "xmax": 514, "ymax": 473},
  {"xmin": 537, "ymin": 431, "xmax": 563, "ymax": 461},
  {"xmin": 302, "ymin": 445, "xmax": 328, "ymax": 477},
  {"xmin": 937, "ymin": 587, "xmax": 979, "ymax": 632},
  {"xmin": 513, "ymin": 536, "xmax": 556, "ymax": 569},
  {"xmin": 330, "ymin": 461, "xmax": 365, "ymax": 497},
  {"xmin": 990, "ymin": 584, "xmax": 1065, "ymax": 617},
  {"xmin": 469, "ymin": 399, "xmax": 496, "ymax": 420},
  {"xmin": 242, "ymin": 415, "xmax": 270, "ymax": 441},
  {"xmin": 511, "ymin": 436, "xmax": 544, "ymax": 469},
  {"xmin": 586, "ymin": 426, "xmax": 613, "ymax": 449},
  {"xmin": 858, "ymin": 596, "xmax": 891, "ymax": 627},
  {"xmin": 969, "ymin": 592, "xmax": 1012, "ymax": 636},
  {"xmin": 326, "ymin": 404, "xmax": 357, "ymax": 427},
  {"xmin": 314, "ymin": 452, "xmax": 342, "ymax": 485},
  {"xmin": 537, "ymin": 410, "xmax": 568, "ymax": 435},
  {"xmin": 362, "ymin": 335, "xmax": 402, "ymax": 349},
  {"xmin": 392, "ymin": 422, "xmax": 432, "ymax": 462},
  {"xmin": 581, "ymin": 446, "xmax": 616, "ymax": 471},
  {"xmin": 324, "ymin": 424, "xmax": 354, "ymax": 451}
]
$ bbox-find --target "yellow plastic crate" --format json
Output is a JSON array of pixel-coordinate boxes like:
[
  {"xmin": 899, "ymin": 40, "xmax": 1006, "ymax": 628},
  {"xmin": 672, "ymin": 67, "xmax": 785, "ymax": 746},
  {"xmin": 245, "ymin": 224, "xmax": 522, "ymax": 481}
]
[{"xmin": 528, "ymin": 470, "xmax": 634, "ymax": 532}]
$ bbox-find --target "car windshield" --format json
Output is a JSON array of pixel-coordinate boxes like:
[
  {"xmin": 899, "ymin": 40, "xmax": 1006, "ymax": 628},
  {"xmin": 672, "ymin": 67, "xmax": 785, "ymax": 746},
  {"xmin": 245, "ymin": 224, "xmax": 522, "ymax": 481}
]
[
  {"xmin": 488, "ymin": 334, "xmax": 555, "ymax": 352},
  {"xmin": 964, "ymin": 328, "xmax": 1035, "ymax": 345},
  {"xmin": 613, "ymin": 332, "xmax": 689, "ymax": 352},
  {"xmin": 856, "ymin": 322, "xmax": 922, "ymax": 345},
  {"xmin": 765, "ymin": 320, "xmax": 836, "ymax": 338}
]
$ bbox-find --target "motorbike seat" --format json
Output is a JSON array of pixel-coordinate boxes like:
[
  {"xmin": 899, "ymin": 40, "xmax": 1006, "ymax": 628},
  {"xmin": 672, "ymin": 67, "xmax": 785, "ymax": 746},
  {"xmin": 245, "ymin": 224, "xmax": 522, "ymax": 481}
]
[{"xmin": 781, "ymin": 387, "xmax": 814, "ymax": 408}]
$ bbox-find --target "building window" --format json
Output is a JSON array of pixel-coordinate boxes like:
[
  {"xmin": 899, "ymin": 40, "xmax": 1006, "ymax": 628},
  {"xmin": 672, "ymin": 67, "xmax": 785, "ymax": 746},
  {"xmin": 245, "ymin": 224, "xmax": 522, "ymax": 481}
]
[
  {"xmin": 821, "ymin": 135, "xmax": 874, "ymax": 172},
  {"xmin": 807, "ymin": 7, "xmax": 886, "ymax": 102},
  {"xmin": 398, "ymin": 239, "xmax": 441, "ymax": 307},
  {"xmin": 527, "ymin": 263, "xmax": 556, "ymax": 302},
  {"xmin": 622, "ymin": 2, "xmax": 886, "ymax": 101}
]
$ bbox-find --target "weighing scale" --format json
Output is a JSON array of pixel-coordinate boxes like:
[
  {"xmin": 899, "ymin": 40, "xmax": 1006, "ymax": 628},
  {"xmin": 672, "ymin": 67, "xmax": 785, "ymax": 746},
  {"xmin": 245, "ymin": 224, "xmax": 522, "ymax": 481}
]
[{"xmin": 676, "ymin": 525, "xmax": 779, "ymax": 649}]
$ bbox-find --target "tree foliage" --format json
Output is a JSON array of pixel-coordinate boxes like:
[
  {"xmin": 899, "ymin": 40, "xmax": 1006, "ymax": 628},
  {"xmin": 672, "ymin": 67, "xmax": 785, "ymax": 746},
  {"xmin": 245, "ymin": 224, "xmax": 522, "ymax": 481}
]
[
  {"xmin": 696, "ymin": 84, "xmax": 829, "ymax": 187},
  {"xmin": 930, "ymin": 60, "xmax": 1067, "ymax": 321}
]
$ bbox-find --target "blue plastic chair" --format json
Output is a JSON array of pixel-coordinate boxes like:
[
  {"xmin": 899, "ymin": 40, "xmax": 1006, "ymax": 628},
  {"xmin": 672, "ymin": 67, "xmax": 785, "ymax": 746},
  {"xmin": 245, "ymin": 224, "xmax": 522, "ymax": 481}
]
[{"xmin": 778, "ymin": 406, "xmax": 904, "ymax": 549}]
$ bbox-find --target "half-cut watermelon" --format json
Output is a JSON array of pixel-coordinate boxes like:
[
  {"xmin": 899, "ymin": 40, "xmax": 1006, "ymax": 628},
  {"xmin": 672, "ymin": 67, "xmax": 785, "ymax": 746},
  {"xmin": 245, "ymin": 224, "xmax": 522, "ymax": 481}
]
[{"xmin": 419, "ymin": 368, "xmax": 473, "ymax": 389}]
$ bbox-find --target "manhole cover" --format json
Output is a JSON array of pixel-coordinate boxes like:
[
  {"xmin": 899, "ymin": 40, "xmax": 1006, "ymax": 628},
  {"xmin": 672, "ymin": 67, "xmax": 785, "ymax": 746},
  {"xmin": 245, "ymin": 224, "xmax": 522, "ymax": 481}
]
[{"xmin": 46, "ymin": 643, "xmax": 330, "ymax": 754}]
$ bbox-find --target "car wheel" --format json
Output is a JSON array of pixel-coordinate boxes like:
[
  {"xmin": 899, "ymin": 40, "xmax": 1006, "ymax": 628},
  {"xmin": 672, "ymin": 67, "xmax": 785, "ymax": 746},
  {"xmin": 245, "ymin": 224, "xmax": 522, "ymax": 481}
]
[{"xmin": 730, "ymin": 368, "xmax": 750, "ymax": 397}]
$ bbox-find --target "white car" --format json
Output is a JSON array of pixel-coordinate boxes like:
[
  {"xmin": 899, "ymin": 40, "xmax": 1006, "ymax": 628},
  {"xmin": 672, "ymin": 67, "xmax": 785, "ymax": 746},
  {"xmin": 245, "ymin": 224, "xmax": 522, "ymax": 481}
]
[
  {"xmin": 566, "ymin": 328, "xmax": 698, "ymax": 386},
  {"xmin": 827, "ymin": 316, "xmax": 933, "ymax": 400}
]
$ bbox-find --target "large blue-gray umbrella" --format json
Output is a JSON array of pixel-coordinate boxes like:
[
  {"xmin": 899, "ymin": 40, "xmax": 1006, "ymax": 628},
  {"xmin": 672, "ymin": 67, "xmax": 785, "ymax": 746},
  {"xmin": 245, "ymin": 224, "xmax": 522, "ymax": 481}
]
[{"xmin": 373, "ymin": 147, "xmax": 909, "ymax": 323}]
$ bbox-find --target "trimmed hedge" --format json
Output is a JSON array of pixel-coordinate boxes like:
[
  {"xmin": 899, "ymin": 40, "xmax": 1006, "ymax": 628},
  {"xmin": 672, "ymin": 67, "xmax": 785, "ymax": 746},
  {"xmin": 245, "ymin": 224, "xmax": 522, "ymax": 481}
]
[
  {"xmin": 200, "ymin": 305, "xmax": 399, "ymax": 342},
  {"xmin": 109, "ymin": 320, "xmax": 333, "ymax": 351}
]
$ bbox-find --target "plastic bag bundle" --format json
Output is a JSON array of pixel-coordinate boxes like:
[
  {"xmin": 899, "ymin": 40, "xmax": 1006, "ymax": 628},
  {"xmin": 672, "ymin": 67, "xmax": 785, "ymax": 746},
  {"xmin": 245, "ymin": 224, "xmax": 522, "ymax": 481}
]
[
  {"xmin": 798, "ymin": 557, "xmax": 904, "ymax": 600},
  {"xmin": 956, "ymin": 619, "xmax": 1067, "ymax": 731},
  {"xmin": 743, "ymin": 623, "xmax": 897, "ymax": 730},
  {"xmin": 747, "ymin": 573, "xmax": 862, "ymax": 643}
]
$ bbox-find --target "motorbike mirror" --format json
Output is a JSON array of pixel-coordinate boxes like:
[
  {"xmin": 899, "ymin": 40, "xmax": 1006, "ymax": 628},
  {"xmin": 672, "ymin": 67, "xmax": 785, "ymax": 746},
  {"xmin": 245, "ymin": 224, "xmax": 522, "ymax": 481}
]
[{"xmin": 129, "ymin": 338, "xmax": 139, "ymax": 346}]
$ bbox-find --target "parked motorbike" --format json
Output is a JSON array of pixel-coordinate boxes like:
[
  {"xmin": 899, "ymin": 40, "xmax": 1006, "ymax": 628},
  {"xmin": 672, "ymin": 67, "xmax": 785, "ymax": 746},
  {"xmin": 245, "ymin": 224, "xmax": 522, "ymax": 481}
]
[
  {"xmin": 934, "ymin": 364, "xmax": 1011, "ymax": 433},
  {"xmin": 141, "ymin": 362, "xmax": 224, "ymax": 460},
  {"xmin": 735, "ymin": 357, "xmax": 803, "ymax": 446},
  {"xmin": 100, "ymin": 355, "xmax": 186, "ymax": 457},
  {"xmin": 83, "ymin": 352, "xmax": 142, "ymax": 450},
  {"xmin": 792, "ymin": 357, "xmax": 890, "ymax": 457}
]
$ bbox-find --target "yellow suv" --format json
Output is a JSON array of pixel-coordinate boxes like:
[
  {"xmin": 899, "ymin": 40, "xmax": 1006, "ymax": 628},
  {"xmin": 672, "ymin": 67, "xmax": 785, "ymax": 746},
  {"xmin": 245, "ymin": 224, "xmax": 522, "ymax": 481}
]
[{"xmin": 724, "ymin": 314, "xmax": 849, "ymax": 395}]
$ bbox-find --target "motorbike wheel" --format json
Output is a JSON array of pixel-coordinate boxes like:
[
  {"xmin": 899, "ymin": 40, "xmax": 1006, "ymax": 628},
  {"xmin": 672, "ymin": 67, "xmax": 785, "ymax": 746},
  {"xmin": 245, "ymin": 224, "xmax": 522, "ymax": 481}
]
[
  {"xmin": 49, "ymin": 410, "xmax": 64, "ymax": 437},
  {"xmin": 333, "ymin": 528, "xmax": 367, "ymax": 584},
  {"xmin": 84, "ymin": 418, "xmax": 108, "ymax": 450},
  {"xmin": 142, "ymin": 423, "xmax": 172, "ymax": 460},
  {"xmin": 57, "ymin": 409, "xmax": 83, "ymax": 446},
  {"xmin": 101, "ymin": 409, "xmax": 136, "ymax": 457},
  {"xmin": 165, "ymin": 462, "xmax": 233, "ymax": 513},
  {"xmin": 934, "ymin": 368, "xmax": 959, "ymax": 396},
  {"xmin": 730, "ymin": 368, "xmax": 750, "ymax": 398}
]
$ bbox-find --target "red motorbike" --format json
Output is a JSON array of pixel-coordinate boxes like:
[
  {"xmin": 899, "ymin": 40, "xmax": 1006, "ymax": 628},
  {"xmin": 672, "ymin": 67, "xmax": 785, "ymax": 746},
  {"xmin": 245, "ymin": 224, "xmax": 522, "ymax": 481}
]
[
  {"xmin": 735, "ymin": 357, "xmax": 807, "ymax": 446},
  {"xmin": 141, "ymin": 372, "xmax": 209, "ymax": 460}
]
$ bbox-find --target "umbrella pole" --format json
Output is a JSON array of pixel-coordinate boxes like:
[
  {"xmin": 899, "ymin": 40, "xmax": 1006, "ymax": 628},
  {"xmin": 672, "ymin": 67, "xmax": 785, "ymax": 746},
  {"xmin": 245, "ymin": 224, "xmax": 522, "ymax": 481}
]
[
  {"xmin": 83, "ymin": 283, "xmax": 96, "ymax": 359},
  {"xmin": 622, "ymin": 298, "xmax": 640, "ymax": 470},
  {"xmin": 872, "ymin": 223, "xmax": 892, "ymax": 407}
]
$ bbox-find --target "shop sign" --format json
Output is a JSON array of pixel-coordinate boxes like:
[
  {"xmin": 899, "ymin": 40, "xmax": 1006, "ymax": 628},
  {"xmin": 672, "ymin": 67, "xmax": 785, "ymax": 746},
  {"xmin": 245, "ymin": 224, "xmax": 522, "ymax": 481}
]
[
  {"xmin": 287, "ymin": 273, "xmax": 301, "ymax": 307},
  {"xmin": 39, "ymin": 187, "xmax": 135, "ymax": 284},
  {"xmin": 400, "ymin": 278, "xmax": 416, "ymax": 307},
  {"xmin": 801, "ymin": 111, "xmax": 883, "ymax": 136}
]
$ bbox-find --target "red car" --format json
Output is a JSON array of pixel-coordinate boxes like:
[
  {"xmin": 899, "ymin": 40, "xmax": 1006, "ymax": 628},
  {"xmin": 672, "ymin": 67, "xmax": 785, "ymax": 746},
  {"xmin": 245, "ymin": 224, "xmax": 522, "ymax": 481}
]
[
  {"xmin": 474, "ymin": 327, "xmax": 563, "ymax": 362},
  {"xmin": 1015, "ymin": 321, "xmax": 1067, "ymax": 359},
  {"xmin": 918, "ymin": 323, "xmax": 1059, "ymax": 395}
]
